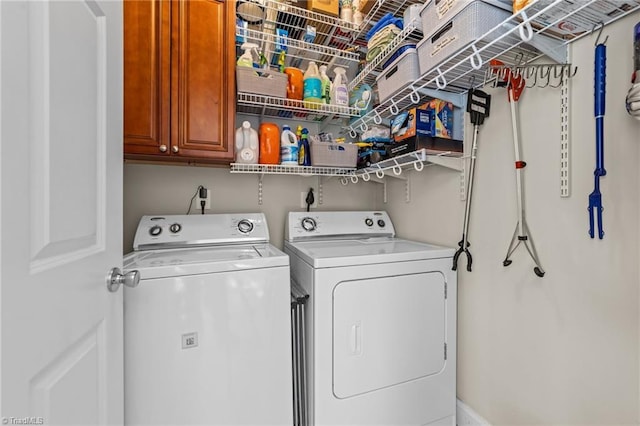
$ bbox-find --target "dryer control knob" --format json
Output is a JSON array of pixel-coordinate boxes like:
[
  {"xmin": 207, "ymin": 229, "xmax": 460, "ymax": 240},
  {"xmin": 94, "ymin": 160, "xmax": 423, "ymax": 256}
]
[
  {"xmin": 237, "ymin": 219, "xmax": 254, "ymax": 234},
  {"xmin": 301, "ymin": 217, "xmax": 317, "ymax": 232},
  {"xmin": 365, "ymin": 218, "xmax": 374, "ymax": 227},
  {"xmin": 169, "ymin": 223, "xmax": 182, "ymax": 233},
  {"xmin": 377, "ymin": 219, "xmax": 386, "ymax": 228},
  {"xmin": 149, "ymin": 225, "xmax": 163, "ymax": 237}
]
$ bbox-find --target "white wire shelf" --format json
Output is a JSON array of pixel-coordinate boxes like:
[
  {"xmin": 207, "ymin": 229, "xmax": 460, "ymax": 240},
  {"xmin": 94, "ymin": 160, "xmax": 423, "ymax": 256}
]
[
  {"xmin": 237, "ymin": 92, "xmax": 362, "ymax": 122},
  {"xmin": 350, "ymin": 0, "xmax": 426, "ymax": 43},
  {"xmin": 237, "ymin": 27, "xmax": 359, "ymax": 70},
  {"xmin": 348, "ymin": 0, "xmax": 640, "ymax": 134},
  {"xmin": 230, "ymin": 162, "xmax": 356, "ymax": 177}
]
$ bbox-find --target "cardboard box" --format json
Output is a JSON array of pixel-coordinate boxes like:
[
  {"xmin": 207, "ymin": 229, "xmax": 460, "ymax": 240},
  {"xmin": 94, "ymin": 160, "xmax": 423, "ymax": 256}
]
[
  {"xmin": 303, "ymin": 0, "xmax": 339, "ymax": 17},
  {"xmin": 391, "ymin": 99, "xmax": 454, "ymax": 142},
  {"xmin": 388, "ymin": 135, "xmax": 463, "ymax": 158}
]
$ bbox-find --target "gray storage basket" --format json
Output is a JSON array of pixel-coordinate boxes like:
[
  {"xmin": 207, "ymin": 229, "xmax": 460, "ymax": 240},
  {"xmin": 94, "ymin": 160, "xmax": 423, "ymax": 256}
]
[
  {"xmin": 310, "ymin": 142, "xmax": 358, "ymax": 168},
  {"xmin": 236, "ymin": 66, "xmax": 288, "ymax": 98},
  {"xmin": 376, "ymin": 48, "xmax": 420, "ymax": 103},
  {"xmin": 420, "ymin": 0, "xmax": 512, "ymax": 40},
  {"xmin": 416, "ymin": 1, "xmax": 511, "ymax": 76}
]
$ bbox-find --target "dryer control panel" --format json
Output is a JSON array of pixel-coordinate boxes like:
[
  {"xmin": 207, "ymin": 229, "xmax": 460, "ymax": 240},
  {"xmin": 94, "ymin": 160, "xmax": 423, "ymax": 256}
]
[
  {"xmin": 285, "ymin": 211, "xmax": 395, "ymax": 241},
  {"xmin": 133, "ymin": 213, "xmax": 269, "ymax": 251}
]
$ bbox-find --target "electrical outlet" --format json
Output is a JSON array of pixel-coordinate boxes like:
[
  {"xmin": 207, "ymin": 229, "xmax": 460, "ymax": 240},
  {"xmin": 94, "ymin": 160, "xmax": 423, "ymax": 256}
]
[
  {"xmin": 300, "ymin": 191, "xmax": 317, "ymax": 209},
  {"xmin": 197, "ymin": 191, "xmax": 211, "ymax": 210}
]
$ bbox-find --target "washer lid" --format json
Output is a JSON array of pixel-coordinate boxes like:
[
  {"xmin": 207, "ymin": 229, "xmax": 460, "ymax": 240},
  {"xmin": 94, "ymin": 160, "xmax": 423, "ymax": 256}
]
[
  {"xmin": 285, "ymin": 238, "xmax": 454, "ymax": 268},
  {"xmin": 123, "ymin": 243, "xmax": 288, "ymax": 279}
]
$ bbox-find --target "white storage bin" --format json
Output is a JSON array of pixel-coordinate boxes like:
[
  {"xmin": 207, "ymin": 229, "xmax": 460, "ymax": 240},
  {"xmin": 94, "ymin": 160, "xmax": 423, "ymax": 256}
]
[
  {"xmin": 376, "ymin": 48, "xmax": 420, "ymax": 103},
  {"xmin": 420, "ymin": 0, "xmax": 512, "ymax": 40},
  {"xmin": 416, "ymin": 1, "xmax": 511, "ymax": 76}
]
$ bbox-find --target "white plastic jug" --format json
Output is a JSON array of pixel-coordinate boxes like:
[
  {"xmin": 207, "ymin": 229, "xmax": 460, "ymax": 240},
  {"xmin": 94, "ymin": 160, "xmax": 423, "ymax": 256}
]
[
  {"xmin": 280, "ymin": 125, "xmax": 299, "ymax": 165},
  {"xmin": 235, "ymin": 121, "xmax": 259, "ymax": 164}
]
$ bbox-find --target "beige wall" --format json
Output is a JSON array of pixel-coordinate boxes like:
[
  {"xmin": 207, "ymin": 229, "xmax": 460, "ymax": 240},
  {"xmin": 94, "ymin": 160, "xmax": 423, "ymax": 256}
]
[
  {"xmin": 384, "ymin": 13, "xmax": 640, "ymax": 425},
  {"xmin": 123, "ymin": 163, "xmax": 381, "ymax": 252}
]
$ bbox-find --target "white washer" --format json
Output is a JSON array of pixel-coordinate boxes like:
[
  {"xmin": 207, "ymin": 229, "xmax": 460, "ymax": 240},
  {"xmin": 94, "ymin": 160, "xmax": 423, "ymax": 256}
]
[
  {"xmin": 124, "ymin": 213, "xmax": 292, "ymax": 425},
  {"xmin": 285, "ymin": 211, "xmax": 457, "ymax": 426}
]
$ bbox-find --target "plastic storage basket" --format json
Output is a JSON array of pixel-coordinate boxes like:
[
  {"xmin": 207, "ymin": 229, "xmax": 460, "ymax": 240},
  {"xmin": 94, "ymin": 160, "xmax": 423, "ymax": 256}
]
[
  {"xmin": 420, "ymin": 0, "xmax": 511, "ymax": 40},
  {"xmin": 376, "ymin": 48, "xmax": 420, "ymax": 103},
  {"xmin": 236, "ymin": 67, "xmax": 288, "ymax": 98},
  {"xmin": 416, "ymin": 1, "xmax": 511, "ymax": 75},
  {"xmin": 310, "ymin": 142, "xmax": 358, "ymax": 168}
]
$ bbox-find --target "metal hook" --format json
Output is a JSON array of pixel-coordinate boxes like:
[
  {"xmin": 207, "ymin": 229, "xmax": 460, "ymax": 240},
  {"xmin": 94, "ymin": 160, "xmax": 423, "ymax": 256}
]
[
  {"xmin": 373, "ymin": 110, "xmax": 382, "ymax": 125},
  {"xmin": 409, "ymin": 85, "xmax": 421, "ymax": 104},
  {"xmin": 349, "ymin": 127, "xmax": 357, "ymax": 139},
  {"xmin": 359, "ymin": 121, "xmax": 369, "ymax": 132},
  {"xmin": 389, "ymin": 99, "xmax": 399, "ymax": 115},
  {"xmin": 569, "ymin": 64, "xmax": 578, "ymax": 78},
  {"xmin": 469, "ymin": 44, "xmax": 483, "ymax": 70},
  {"xmin": 550, "ymin": 65, "xmax": 565, "ymax": 89},
  {"xmin": 538, "ymin": 66, "xmax": 551, "ymax": 88},
  {"xmin": 514, "ymin": 52, "xmax": 525, "ymax": 66},
  {"xmin": 413, "ymin": 152, "xmax": 424, "ymax": 171},
  {"xmin": 593, "ymin": 21, "xmax": 608, "ymax": 46},
  {"xmin": 375, "ymin": 164, "xmax": 385, "ymax": 179},
  {"xmin": 518, "ymin": 11, "xmax": 534, "ymax": 42},
  {"xmin": 525, "ymin": 66, "xmax": 537, "ymax": 88},
  {"xmin": 350, "ymin": 174, "xmax": 359, "ymax": 184},
  {"xmin": 392, "ymin": 158, "xmax": 402, "ymax": 176},
  {"xmin": 341, "ymin": 177, "xmax": 349, "ymax": 186},
  {"xmin": 435, "ymin": 67, "xmax": 447, "ymax": 90},
  {"xmin": 362, "ymin": 170, "xmax": 371, "ymax": 182},
  {"xmin": 469, "ymin": 75, "xmax": 476, "ymax": 89}
]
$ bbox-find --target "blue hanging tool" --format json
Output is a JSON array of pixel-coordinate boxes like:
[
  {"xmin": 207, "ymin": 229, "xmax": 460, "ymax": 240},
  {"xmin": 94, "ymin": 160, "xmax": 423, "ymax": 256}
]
[{"xmin": 589, "ymin": 23, "xmax": 608, "ymax": 240}]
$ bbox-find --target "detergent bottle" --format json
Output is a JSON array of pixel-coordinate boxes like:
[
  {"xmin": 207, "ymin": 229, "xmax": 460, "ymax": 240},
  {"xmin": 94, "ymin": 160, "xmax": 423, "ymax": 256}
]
[
  {"xmin": 298, "ymin": 128, "xmax": 311, "ymax": 166},
  {"xmin": 303, "ymin": 61, "xmax": 322, "ymax": 108},
  {"xmin": 331, "ymin": 67, "xmax": 349, "ymax": 106},
  {"xmin": 319, "ymin": 65, "xmax": 332, "ymax": 104},
  {"xmin": 280, "ymin": 125, "xmax": 299, "ymax": 165},
  {"xmin": 237, "ymin": 42, "xmax": 259, "ymax": 68},
  {"xmin": 235, "ymin": 121, "xmax": 259, "ymax": 164}
]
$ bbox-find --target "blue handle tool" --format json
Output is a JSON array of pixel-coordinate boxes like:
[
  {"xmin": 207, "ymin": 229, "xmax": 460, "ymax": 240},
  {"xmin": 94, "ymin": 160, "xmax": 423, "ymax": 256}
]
[{"xmin": 589, "ymin": 39, "xmax": 607, "ymax": 239}]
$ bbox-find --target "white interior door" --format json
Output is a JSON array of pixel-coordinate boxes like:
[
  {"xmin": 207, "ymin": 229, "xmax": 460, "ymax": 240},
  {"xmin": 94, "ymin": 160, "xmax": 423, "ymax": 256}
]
[{"xmin": 1, "ymin": 1, "xmax": 123, "ymax": 424}]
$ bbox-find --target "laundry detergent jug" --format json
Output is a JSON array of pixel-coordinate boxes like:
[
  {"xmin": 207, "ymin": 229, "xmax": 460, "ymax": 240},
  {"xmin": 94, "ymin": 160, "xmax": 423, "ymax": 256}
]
[
  {"xmin": 235, "ymin": 121, "xmax": 259, "ymax": 164},
  {"xmin": 259, "ymin": 122, "xmax": 280, "ymax": 164},
  {"xmin": 280, "ymin": 125, "xmax": 299, "ymax": 165}
]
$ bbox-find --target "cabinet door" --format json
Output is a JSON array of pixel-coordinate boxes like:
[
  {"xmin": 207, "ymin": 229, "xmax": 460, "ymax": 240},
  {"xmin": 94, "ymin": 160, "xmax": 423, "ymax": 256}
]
[
  {"xmin": 171, "ymin": 0, "xmax": 235, "ymax": 162},
  {"xmin": 123, "ymin": 0, "xmax": 171, "ymax": 157}
]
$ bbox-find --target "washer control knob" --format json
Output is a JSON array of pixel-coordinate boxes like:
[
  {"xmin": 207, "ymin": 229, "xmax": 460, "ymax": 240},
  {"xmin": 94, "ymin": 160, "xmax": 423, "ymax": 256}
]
[
  {"xmin": 237, "ymin": 219, "xmax": 254, "ymax": 234},
  {"xmin": 169, "ymin": 223, "xmax": 182, "ymax": 233},
  {"xmin": 301, "ymin": 217, "xmax": 317, "ymax": 232},
  {"xmin": 365, "ymin": 218, "xmax": 374, "ymax": 227},
  {"xmin": 149, "ymin": 225, "xmax": 162, "ymax": 237},
  {"xmin": 377, "ymin": 219, "xmax": 386, "ymax": 228}
]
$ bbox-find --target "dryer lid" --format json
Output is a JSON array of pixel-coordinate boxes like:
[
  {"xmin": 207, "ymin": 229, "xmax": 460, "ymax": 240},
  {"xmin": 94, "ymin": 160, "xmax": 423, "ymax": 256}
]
[
  {"xmin": 123, "ymin": 243, "xmax": 288, "ymax": 279},
  {"xmin": 285, "ymin": 238, "xmax": 454, "ymax": 268}
]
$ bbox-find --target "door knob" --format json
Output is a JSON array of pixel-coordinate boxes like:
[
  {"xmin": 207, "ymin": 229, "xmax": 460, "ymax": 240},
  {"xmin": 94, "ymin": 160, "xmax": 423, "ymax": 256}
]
[
  {"xmin": 171, "ymin": 145, "xmax": 179, "ymax": 153},
  {"xmin": 159, "ymin": 144, "xmax": 167, "ymax": 152},
  {"xmin": 106, "ymin": 267, "xmax": 140, "ymax": 292}
]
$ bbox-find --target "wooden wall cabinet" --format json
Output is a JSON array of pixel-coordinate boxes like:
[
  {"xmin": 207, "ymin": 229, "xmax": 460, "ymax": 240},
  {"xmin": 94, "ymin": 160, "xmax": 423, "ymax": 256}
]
[{"xmin": 124, "ymin": 0, "xmax": 235, "ymax": 163}]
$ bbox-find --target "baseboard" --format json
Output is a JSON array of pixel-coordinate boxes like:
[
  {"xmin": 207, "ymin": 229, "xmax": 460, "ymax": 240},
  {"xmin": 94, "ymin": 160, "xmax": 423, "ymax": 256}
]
[{"xmin": 456, "ymin": 399, "xmax": 491, "ymax": 426}]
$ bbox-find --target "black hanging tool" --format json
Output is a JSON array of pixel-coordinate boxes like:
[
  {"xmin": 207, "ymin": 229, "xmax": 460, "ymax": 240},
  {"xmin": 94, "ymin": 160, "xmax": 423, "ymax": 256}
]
[{"xmin": 453, "ymin": 89, "xmax": 491, "ymax": 272}]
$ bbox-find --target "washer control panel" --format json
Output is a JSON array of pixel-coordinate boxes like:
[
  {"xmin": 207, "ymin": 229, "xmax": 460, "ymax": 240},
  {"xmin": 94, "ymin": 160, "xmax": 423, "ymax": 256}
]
[
  {"xmin": 133, "ymin": 213, "xmax": 269, "ymax": 251},
  {"xmin": 286, "ymin": 211, "xmax": 395, "ymax": 241}
]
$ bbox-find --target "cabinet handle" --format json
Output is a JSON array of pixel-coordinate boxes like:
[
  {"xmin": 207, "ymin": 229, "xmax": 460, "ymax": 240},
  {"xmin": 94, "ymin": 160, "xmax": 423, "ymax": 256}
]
[
  {"xmin": 172, "ymin": 145, "xmax": 179, "ymax": 153},
  {"xmin": 159, "ymin": 144, "xmax": 167, "ymax": 152}
]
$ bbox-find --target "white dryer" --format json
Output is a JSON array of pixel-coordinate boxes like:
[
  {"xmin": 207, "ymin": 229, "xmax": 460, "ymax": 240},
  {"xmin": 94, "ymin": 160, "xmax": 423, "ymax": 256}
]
[
  {"xmin": 124, "ymin": 213, "xmax": 292, "ymax": 425},
  {"xmin": 285, "ymin": 211, "xmax": 457, "ymax": 426}
]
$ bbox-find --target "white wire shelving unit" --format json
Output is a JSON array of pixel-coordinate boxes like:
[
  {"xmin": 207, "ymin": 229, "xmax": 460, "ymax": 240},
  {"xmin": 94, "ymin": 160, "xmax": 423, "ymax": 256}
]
[
  {"xmin": 230, "ymin": 162, "xmax": 356, "ymax": 177},
  {"xmin": 347, "ymin": 0, "xmax": 640, "ymax": 135}
]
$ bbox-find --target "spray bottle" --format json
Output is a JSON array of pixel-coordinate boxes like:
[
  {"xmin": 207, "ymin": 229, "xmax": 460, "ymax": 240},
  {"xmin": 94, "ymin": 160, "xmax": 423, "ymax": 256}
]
[
  {"xmin": 237, "ymin": 42, "xmax": 259, "ymax": 68},
  {"xmin": 319, "ymin": 65, "xmax": 332, "ymax": 104},
  {"xmin": 331, "ymin": 67, "xmax": 349, "ymax": 106}
]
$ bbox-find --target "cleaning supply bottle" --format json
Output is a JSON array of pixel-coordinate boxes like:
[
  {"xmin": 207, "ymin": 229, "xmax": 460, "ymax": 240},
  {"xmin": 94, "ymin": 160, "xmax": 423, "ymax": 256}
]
[
  {"xmin": 298, "ymin": 128, "xmax": 311, "ymax": 166},
  {"xmin": 303, "ymin": 61, "xmax": 322, "ymax": 108},
  {"xmin": 259, "ymin": 122, "xmax": 280, "ymax": 164},
  {"xmin": 331, "ymin": 67, "xmax": 349, "ymax": 106},
  {"xmin": 319, "ymin": 65, "xmax": 332, "ymax": 104},
  {"xmin": 237, "ymin": 42, "xmax": 259, "ymax": 68},
  {"xmin": 235, "ymin": 121, "xmax": 259, "ymax": 164},
  {"xmin": 280, "ymin": 125, "xmax": 299, "ymax": 165}
]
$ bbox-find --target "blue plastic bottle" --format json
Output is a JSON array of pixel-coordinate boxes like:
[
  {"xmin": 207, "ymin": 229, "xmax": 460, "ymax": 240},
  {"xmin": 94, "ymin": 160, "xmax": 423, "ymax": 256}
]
[{"xmin": 298, "ymin": 128, "xmax": 311, "ymax": 166}]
